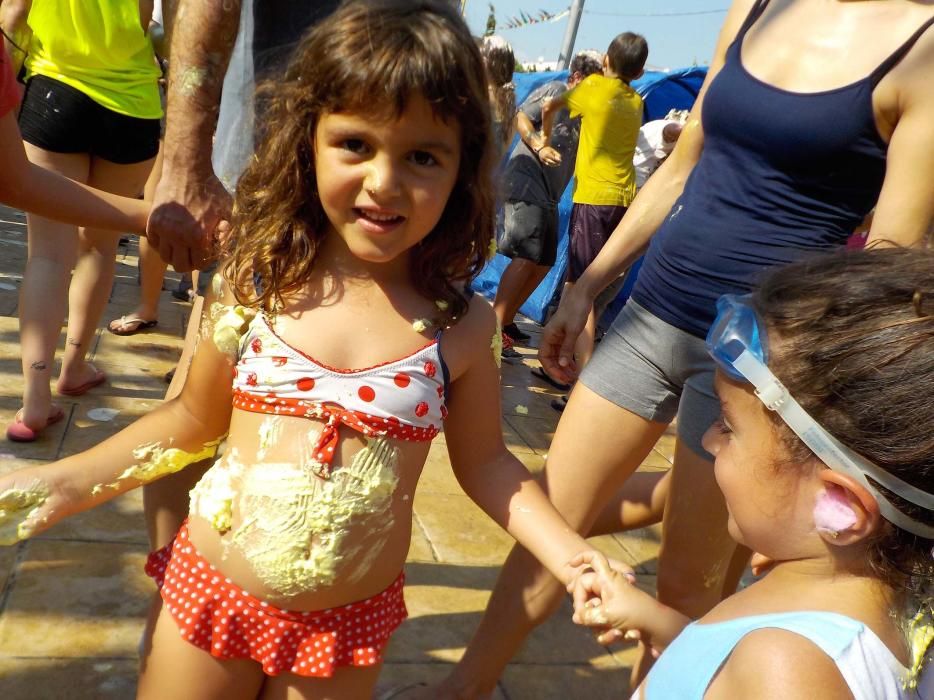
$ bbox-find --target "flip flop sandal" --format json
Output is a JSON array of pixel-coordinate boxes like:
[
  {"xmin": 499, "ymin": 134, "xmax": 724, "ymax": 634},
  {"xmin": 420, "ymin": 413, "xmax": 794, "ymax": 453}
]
[
  {"xmin": 531, "ymin": 366, "xmax": 571, "ymax": 392},
  {"xmin": 57, "ymin": 364, "xmax": 106, "ymax": 397},
  {"xmin": 6, "ymin": 405, "xmax": 66, "ymax": 443},
  {"xmin": 108, "ymin": 315, "xmax": 158, "ymax": 336}
]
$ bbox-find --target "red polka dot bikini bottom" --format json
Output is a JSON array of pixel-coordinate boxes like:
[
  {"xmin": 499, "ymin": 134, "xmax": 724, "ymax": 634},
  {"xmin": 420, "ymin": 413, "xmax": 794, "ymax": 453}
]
[{"xmin": 145, "ymin": 522, "xmax": 407, "ymax": 677}]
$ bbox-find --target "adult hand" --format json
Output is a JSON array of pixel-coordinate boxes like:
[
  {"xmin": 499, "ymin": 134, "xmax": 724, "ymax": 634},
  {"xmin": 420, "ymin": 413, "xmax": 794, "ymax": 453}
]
[
  {"xmin": 538, "ymin": 145, "xmax": 562, "ymax": 167},
  {"xmin": 146, "ymin": 167, "xmax": 232, "ymax": 272},
  {"xmin": 539, "ymin": 286, "xmax": 592, "ymax": 384}
]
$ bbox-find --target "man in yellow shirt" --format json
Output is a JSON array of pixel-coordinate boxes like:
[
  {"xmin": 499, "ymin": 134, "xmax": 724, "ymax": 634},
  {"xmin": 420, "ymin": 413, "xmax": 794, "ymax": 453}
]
[{"xmin": 541, "ymin": 32, "xmax": 647, "ymax": 374}]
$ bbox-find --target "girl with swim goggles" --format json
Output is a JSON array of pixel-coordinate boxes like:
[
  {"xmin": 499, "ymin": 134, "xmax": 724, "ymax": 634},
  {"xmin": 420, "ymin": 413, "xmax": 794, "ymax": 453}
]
[{"xmin": 569, "ymin": 247, "xmax": 933, "ymax": 699}]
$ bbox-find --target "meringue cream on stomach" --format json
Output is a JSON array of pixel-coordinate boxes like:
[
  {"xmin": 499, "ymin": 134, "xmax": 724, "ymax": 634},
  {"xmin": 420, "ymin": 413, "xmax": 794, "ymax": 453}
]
[{"xmin": 187, "ymin": 408, "xmax": 430, "ymax": 611}]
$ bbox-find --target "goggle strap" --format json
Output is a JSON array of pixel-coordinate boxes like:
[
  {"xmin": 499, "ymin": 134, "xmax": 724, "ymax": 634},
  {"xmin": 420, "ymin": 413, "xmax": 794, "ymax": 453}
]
[{"xmin": 734, "ymin": 352, "xmax": 934, "ymax": 539}]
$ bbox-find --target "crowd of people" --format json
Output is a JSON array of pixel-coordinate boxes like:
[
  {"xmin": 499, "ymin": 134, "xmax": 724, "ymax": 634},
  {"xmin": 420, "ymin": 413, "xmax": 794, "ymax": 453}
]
[{"xmin": 0, "ymin": 1, "xmax": 931, "ymax": 699}]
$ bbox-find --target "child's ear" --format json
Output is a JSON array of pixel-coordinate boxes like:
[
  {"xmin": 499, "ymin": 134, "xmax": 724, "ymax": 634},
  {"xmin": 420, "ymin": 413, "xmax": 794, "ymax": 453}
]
[{"xmin": 813, "ymin": 470, "xmax": 882, "ymax": 546}]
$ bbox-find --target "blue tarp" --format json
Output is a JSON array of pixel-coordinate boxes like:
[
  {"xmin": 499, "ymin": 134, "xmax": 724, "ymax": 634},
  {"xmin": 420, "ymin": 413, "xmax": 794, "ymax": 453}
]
[{"xmin": 471, "ymin": 67, "xmax": 707, "ymax": 324}]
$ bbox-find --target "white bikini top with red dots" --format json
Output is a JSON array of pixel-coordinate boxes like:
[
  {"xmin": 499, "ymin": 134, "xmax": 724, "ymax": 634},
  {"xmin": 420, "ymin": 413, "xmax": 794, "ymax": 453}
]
[{"xmin": 230, "ymin": 313, "xmax": 448, "ymax": 478}]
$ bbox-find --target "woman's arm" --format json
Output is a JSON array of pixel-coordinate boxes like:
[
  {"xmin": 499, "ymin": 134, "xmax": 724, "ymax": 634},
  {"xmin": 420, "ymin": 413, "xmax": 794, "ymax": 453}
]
[
  {"xmin": 866, "ymin": 32, "xmax": 934, "ymax": 249},
  {"xmin": 441, "ymin": 298, "xmax": 601, "ymax": 585},
  {"xmin": 540, "ymin": 0, "xmax": 757, "ymax": 382},
  {"xmin": 0, "ymin": 112, "xmax": 150, "ymax": 232},
  {"xmin": 0, "ymin": 275, "xmax": 240, "ymax": 542}
]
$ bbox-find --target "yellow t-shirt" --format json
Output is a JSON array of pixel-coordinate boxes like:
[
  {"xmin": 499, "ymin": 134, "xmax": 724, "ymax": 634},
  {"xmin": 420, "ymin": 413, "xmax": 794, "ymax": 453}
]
[
  {"xmin": 566, "ymin": 74, "xmax": 643, "ymax": 206},
  {"xmin": 25, "ymin": 0, "xmax": 162, "ymax": 119}
]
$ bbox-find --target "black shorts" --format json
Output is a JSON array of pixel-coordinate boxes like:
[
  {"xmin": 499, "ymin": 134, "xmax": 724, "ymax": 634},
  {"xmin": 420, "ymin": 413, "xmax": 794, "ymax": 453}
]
[
  {"xmin": 18, "ymin": 75, "xmax": 160, "ymax": 165},
  {"xmin": 567, "ymin": 203, "xmax": 627, "ymax": 282},
  {"xmin": 497, "ymin": 200, "xmax": 559, "ymax": 266}
]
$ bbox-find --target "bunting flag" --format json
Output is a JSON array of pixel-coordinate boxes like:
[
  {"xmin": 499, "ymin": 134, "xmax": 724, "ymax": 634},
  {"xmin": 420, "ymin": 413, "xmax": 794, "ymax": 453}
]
[{"xmin": 500, "ymin": 7, "xmax": 570, "ymax": 30}]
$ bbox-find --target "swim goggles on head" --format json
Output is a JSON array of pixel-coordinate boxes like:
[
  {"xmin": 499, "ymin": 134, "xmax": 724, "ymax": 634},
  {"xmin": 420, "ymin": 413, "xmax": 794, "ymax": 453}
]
[{"xmin": 706, "ymin": 294, "xmax": 934, "ymax": 539}]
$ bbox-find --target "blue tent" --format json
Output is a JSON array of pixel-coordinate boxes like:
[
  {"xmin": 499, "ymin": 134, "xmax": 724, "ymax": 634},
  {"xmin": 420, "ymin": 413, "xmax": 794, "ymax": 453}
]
[{"xmin": 471, "ymin": 67, "xmax": 707, "ymax": 324}]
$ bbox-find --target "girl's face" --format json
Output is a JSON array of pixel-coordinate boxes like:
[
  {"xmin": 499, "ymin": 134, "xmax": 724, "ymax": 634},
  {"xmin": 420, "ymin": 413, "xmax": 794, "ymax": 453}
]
[
  {"xmin": 313, "ymin": 94, "xmax": 462, "ymax": 266},
  {"xmin": 702, "ymin": 372, "xmax": 819, "ymax": 559}
]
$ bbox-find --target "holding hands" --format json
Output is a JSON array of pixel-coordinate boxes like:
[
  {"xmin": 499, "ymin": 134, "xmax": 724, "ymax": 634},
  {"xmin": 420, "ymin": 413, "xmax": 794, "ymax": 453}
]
[
  {"xmin": 567, "ymin": 551, "xmax": 688, "ymax": 654},
  {"xmin": 146, "ymin": 168, "xmax": 232, "ymax": 272}
]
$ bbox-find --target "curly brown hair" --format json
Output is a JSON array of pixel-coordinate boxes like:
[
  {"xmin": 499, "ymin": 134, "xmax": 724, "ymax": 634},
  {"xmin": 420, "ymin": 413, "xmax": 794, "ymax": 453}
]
[
  {"xmin": 751, "ymin": 247, "xmax": 934, "ymax": 594},
  {"xmin": 227, "ymin": 0, "xmax": 496, "ymax": 323}
]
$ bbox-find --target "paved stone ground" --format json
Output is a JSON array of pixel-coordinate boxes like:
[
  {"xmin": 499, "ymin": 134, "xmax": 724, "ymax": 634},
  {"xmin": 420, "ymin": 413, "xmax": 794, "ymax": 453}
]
[{"xmin": 0, "ymin": 204, "xmax": 670, "ymax": 699}]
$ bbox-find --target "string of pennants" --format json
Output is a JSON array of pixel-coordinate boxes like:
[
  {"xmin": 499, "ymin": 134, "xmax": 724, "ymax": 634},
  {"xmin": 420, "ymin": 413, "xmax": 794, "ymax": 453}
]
[
  {"xmin": 495, "ymin": 6, "xmax": 730, "ymax": 30},
  {"xmin": 499, "ymin": 8, "xmax": 570, "ymax": 30}
]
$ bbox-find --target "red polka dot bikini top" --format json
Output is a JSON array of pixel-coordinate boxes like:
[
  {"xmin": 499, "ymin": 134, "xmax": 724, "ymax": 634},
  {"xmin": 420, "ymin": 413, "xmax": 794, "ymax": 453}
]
[{"xmin": 231, "ymin": 313, "xmax": 448, "ymax": 478}]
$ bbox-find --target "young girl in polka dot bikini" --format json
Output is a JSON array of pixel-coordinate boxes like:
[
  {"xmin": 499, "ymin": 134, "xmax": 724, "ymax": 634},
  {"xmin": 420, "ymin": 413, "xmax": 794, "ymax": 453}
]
[{"xmin": 0, "ymin": 1, "xmax": 598, "ymax": 697}]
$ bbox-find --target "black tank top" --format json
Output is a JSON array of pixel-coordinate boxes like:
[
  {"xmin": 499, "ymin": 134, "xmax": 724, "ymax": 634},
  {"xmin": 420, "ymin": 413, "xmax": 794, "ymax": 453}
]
[{"xmin": 632, "ymin": 0, "xmax": 934, "ymax": 338}]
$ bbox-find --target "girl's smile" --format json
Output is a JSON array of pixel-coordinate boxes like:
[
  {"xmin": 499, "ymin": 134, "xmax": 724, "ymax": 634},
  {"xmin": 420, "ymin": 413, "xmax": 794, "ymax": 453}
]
[
  {"xmin": 314, "ymin": 96, "xmax": 461, "ymax": 265},
  {"xmin": 353, "ymin": 206, "xmax": 405, "ymax": 234}
]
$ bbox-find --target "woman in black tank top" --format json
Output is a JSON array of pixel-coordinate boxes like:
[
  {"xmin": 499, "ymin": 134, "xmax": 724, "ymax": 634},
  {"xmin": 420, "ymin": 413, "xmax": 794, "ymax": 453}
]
[{"xmin": 428, "ymin": 2, "xmax": 934, "ymax": 697}]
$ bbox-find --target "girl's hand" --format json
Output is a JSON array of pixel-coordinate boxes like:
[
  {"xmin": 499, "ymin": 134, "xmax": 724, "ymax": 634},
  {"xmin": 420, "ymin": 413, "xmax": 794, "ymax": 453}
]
[
  {"xmin": 567, "ymin": 551, "xmax": 655, "ymax": 646},
  {"xmin": 0, "ymin": 465, "xmax": 82, "ymax": 545}
]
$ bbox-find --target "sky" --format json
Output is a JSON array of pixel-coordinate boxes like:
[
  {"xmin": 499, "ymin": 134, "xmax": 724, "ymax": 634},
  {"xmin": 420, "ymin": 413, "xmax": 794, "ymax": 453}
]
[{"xmin": 460, "ymin": 1, "xmax": 728, "ymax": 70}]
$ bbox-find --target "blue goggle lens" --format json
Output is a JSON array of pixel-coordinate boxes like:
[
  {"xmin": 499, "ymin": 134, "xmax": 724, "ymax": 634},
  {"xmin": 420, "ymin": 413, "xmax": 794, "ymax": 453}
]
[{"xmin": 706, "ymin": 294, "xmax": 768, "ymax": 381}]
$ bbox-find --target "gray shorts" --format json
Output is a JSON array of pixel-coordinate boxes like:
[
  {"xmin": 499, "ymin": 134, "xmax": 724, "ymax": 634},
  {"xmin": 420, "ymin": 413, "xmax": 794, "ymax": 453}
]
[{"xmin": 579, "ymin": 299, "xmax": 719, "ymax": 458}]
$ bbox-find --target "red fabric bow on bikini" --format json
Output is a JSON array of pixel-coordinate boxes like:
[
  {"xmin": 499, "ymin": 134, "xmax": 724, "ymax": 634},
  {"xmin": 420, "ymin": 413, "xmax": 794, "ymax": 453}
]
[{"xmin": 232, "ymin": 389, "xmax": 438, "ymax": 478}]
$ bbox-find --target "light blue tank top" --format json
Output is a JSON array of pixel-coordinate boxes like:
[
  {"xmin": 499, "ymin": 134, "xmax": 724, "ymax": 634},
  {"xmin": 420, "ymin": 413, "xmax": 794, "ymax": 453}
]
[{"xmin": 642, "ymin": 611, "xmax": 923, "ymax": 700}]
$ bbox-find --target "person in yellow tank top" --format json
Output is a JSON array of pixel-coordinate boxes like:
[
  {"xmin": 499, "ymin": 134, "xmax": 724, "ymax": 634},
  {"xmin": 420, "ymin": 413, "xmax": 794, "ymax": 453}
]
[
  {"xmin": 4, "ymin": 0, "xmax": 162, "ymax": 442},
  {"xmin": 540, "ymin": 31, "xmax": 647, "ymax": 375}
]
